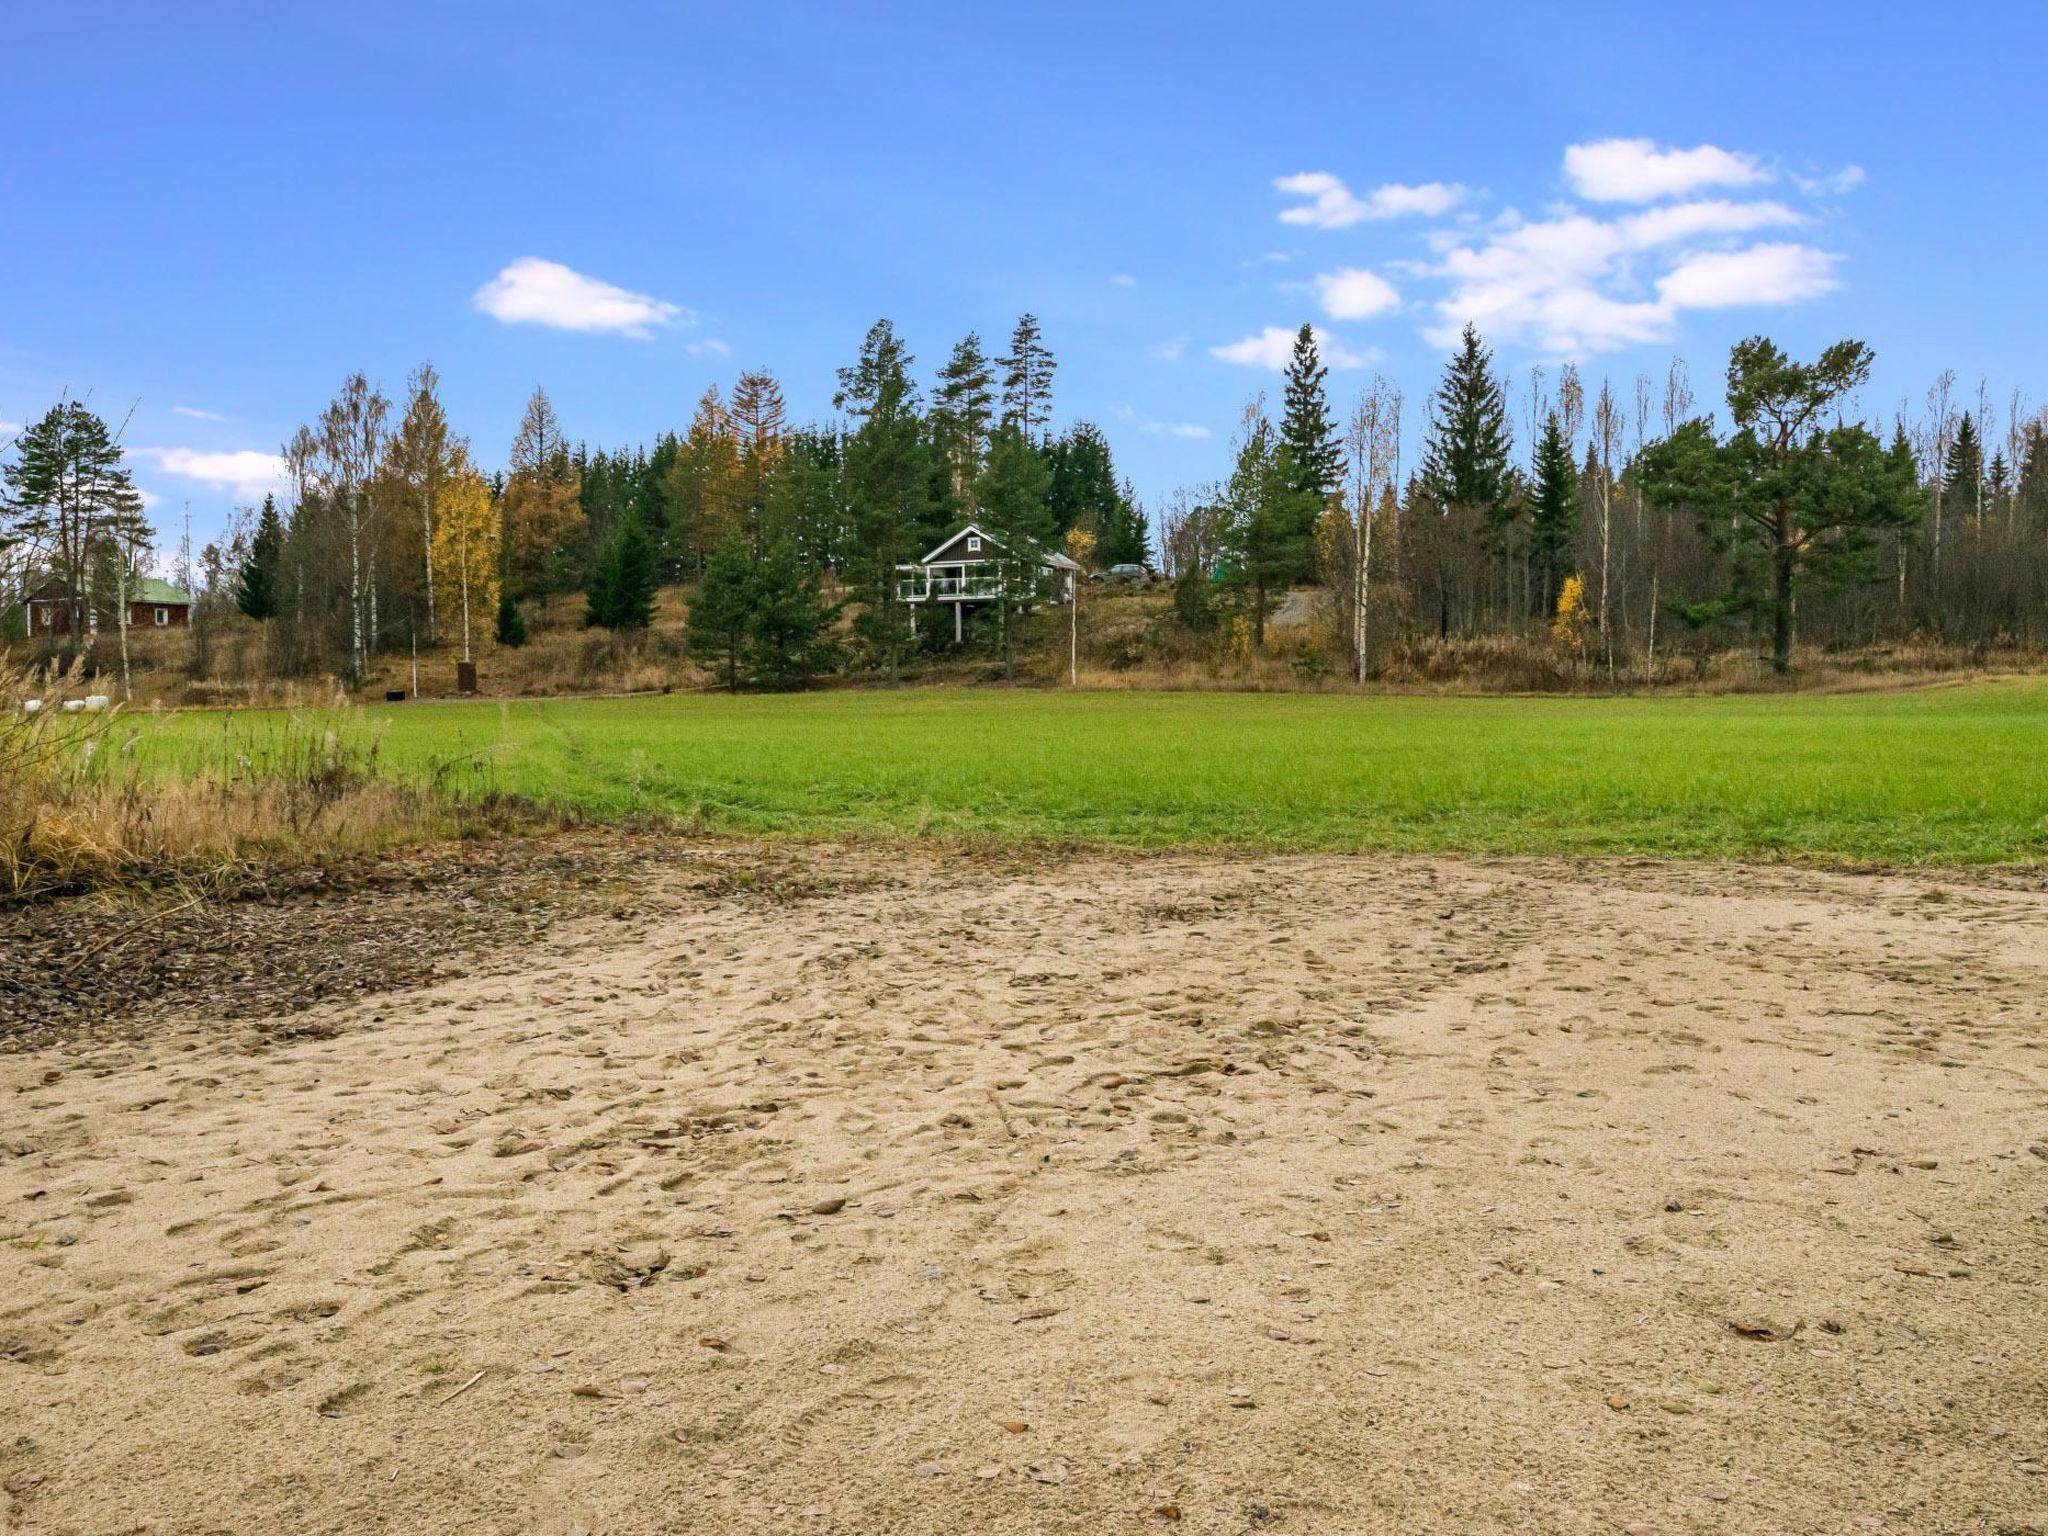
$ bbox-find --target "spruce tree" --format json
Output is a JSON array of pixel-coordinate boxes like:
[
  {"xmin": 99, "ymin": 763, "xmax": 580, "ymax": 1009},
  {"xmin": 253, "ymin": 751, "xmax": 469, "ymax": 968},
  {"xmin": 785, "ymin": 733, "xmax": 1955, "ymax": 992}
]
[
  {"xmin": 1528, "ymin": 413, "xmax": 1579, "ymax": 616},
  {"xmin": 976, "ymin": 420, "xmax": 1056, "ymax": 676},
  {"xmin": 687, "ymin": 532, "xmax": 756, "ymax": 690},
  {"xmin": 997, "ymin": 313, "xmax": 1056, "ymax": 440},
  {"xmin": 1421, "ymin": 324, "xmax": 1513, "ymax": 521},
  {"xmin": 744, "ymin": 538, "xmax": 839, "ymax": 689},
  {"xmin": 834, "ymin": 319, "xmax": 933, "ymax": 679},
  {"xmin": 1943, "ymin": 410, "xmax": 1984, "ymax": 518},
  {"xmin": 236, "ymin": 494, "xmax": 286, "ymax": 620},
  {"xmin": 1280, "ymin": 324, "xmax": 1342, "ymax": 503},
  {"xmin": 2018, "ymin": 419, "xmax": 2048, "ymax": 527},
  {"xmin": 585, "ymin": 513, "xmax": 657, "ymax": 630},
  {"xmin": 495, "ymin": 589, "xmax": 528, "ymax": 647}
]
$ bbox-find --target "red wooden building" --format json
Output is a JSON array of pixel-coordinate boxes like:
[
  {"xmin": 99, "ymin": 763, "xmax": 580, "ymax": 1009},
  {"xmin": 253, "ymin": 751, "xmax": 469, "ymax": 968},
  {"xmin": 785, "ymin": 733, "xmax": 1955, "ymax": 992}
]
[{"xmin": 25, "ymin": 576, "xmax": 192, "ymax": 637}]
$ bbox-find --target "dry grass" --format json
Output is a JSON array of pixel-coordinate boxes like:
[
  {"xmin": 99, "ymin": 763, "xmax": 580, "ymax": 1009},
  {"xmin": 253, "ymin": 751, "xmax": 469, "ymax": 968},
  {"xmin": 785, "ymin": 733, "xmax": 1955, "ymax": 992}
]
[{"xmin": 1, "ymin": 655, "xmax": 551, "ymax": 903}]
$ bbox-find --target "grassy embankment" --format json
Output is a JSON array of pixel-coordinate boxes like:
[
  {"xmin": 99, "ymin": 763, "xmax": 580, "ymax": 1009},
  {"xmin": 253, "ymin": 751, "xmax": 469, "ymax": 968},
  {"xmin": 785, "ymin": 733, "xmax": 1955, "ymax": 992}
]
[{"xmin": 126, "ymin": 677, "xmax": 2048, "ymax": 865}]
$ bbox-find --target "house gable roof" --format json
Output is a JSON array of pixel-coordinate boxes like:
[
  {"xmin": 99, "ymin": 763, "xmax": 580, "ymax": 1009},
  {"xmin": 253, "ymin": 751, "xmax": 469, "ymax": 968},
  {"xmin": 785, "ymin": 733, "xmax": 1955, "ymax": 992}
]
[
  {"xmin": 27, "ymin": 573, "xmax": 192, "ymax": 605},
  {"xmin": 915, "ymin": 524, "xmax": 1078, "ymax": 571},
  {"xmin": 919, "ymin": 524, "xmax": 993, "ymax": 565}
]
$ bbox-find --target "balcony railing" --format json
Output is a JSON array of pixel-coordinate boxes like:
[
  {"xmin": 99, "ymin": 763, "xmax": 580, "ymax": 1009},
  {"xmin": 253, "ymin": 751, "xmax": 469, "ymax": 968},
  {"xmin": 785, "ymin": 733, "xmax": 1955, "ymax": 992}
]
[{"xmin": 897, "ymin": 571, "xmax": 1012, "ymax": 601}]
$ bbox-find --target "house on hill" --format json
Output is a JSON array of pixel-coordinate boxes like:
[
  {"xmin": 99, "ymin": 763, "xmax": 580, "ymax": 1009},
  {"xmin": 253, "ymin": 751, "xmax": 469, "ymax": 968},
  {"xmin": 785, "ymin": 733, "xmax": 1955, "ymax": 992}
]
[
  {"xmin": 895, "ymin": 524, "xmax": 1080, "ymax": 642},
  {"xmin": 25, "ymin": 574, "xmax": 193, "ymax": 637}
]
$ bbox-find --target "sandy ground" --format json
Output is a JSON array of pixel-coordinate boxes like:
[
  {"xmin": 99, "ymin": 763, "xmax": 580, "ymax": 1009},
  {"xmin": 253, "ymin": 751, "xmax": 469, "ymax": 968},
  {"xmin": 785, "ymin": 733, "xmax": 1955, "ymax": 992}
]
[{"xmin": 3, "ymin": 844, "xmax": 2046, "ymax": 1536}]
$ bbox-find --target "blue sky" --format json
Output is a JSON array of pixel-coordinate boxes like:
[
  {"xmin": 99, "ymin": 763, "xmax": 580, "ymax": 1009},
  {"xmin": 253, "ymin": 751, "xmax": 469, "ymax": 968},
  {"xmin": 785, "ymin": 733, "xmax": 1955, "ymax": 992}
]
[{"xmin": 4, "ymin": 1, "xmax": 2044, "ymax": 556}]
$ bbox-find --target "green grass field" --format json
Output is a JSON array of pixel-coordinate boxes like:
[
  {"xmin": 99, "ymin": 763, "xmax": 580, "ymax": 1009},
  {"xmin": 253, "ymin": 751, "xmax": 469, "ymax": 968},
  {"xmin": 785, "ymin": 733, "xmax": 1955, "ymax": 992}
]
[{"xmin": 132, "ymin": 678, "xmax": 2048, "ymax": 864}]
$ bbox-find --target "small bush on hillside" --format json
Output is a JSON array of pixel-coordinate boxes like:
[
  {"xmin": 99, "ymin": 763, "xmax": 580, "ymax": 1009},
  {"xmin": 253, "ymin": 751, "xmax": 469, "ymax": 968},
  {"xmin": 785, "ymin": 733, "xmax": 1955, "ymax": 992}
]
[{"xmin": 1174, "ymin": 568, "xmax": 1217, "ymax": 631}]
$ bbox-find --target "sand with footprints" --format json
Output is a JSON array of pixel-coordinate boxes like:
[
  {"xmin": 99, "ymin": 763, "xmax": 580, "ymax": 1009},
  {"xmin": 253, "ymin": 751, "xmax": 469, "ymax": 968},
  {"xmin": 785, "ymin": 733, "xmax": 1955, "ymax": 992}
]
[{"xmin": 3, "ymin": 843, "xmax": 2046, "ymax": 1533}]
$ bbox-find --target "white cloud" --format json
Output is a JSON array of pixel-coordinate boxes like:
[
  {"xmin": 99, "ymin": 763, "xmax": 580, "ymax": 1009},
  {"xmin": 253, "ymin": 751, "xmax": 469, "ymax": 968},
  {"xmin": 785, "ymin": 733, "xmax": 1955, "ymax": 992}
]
[
  {"xmin": 1425, "ymin": 197, "xmax": 1830, "ymax": 353},
  {"xmin": 686, "ymin": 338, "xmax": 732, "ymax": 359},
  {"xmin": 1275, "ymin": 172, "xmax": 1465, "ymax": 228},
  {"xmin": 1108, "ymin": 272, "xmax": 1137, "ymax": 287},
  {"xmin": 1793, "ymin": 164, "xmax": 1866, "ymax": 197},
  {"xmin": 1152, "ymin": 338, "xmax": 1185, "ymax": 362},
  {"xmin": 1563, "ymin": 138, "xmax": 1770, "ymax": 202},
  {"xmin": 1313, "ymin": 266, "xmax": 1402, "ymax": 320},
  {"xmin": 1617, "ymin": 198, "xmax": 1803, "ymax": 246},
  {"xmin": 1211, "ymin": 325, "xmax": 1370, "ymax": 371},
  {"xmin": 1656, "ymin": 243, "xmax": 1839, "ymax": 308},
  {"xmin": 145, "ymin": 447, "xmax": 289, "ymax": 501},
  {"xmin": 473, "ymin": 257, "xmax": 686, "ymax": 337},
  {"xmin": 171, "ymin": 405, "xmax": 224, "ymax": 421}
]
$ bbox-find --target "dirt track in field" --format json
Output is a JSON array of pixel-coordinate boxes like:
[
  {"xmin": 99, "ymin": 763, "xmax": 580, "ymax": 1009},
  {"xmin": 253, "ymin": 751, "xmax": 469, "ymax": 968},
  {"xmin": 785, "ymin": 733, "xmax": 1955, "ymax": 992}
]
[{"xmin": 4, "ymin": 841, "xmax": 2046, "ymax": 1535}]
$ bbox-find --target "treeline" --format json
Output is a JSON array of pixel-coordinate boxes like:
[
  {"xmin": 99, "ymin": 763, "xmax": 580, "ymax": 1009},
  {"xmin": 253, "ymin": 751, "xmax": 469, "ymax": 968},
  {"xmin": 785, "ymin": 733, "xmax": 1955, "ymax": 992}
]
[
  {"xmin": 2, "ymin": 315, "xmax": 1153, "ymax": 688},
  {"xmin": 1164, "ymin": 324, "xmax": 2048, "ymax": 679},
  {"xmin": 229, "ymin": 315, "xmax": 1147, "ymax": 684}
]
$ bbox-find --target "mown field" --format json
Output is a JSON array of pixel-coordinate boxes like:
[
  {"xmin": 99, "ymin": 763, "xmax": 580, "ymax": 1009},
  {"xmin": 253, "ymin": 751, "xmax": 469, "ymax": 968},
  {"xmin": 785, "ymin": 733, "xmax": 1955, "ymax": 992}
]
[{"xmin": 111, "ymin": 676, "xmax": 2048, "ymax": 864}]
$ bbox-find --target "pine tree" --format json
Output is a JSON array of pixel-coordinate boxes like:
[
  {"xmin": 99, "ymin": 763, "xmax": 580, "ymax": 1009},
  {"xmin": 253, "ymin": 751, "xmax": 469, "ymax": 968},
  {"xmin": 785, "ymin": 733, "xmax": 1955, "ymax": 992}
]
[
  {"xmin": 931, "ymin": 333, "xmax": 997, "ymax": 515},
  {"xmin": 687, "ymin": 532, "xmax": 755, "ymax": 690},
  {"xmin": 1528, "ymin": 412, "xmax": 1579, "ymax": 616},
  {"xmin": 1421, "ymin": 324, "xmax": 1513, "ymax": 521},
  {"xmin": 2, "ymin": 401, "xmax": 148, "ymax": 645},
  {"xmin": 834, "ymin": 319, "xmax": 932, "ymax": 679},
  {"xmin": 997, "ymin": 313, "xmax": 1056, "ymax": 440},
  {"xmin": 1217, "ymin": 409, "xmax": 1315, "ymax": 647},
  {"xmin": 585, "ymin": 513, "xmax": 657, "ymax": 630},
  {"xmin": 236, "ymin": 494, "xmax": 286, "ymax": 620},
  {"xmin": 1280, "ymin": 324, "xmax": 1342, "ymax": 503},
  {"xmin": 1639, "ymin": 336, "xmax": 1920, "ymax": 675}
]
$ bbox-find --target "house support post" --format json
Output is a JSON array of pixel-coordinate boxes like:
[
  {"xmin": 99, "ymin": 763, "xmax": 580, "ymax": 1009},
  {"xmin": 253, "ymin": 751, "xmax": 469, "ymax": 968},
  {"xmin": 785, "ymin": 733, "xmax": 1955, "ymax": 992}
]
[{"xmin": 954, "ymin": 603, "xmax": 963, "ymax": 644}]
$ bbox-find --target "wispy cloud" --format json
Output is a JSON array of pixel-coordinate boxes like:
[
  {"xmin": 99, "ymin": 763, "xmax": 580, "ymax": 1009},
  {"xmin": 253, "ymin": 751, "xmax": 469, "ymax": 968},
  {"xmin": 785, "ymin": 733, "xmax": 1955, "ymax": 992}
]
[
  {"xmin": 1211, "ymin": 325, "xmax": 1371, "ymax": 371},
  {"xmin": 1152, "ymin": 337, "xmax": 1186, "ymax": 363},
  {"xmin": 170, "ymin": 405, "xmax": 225, "ymax": 422},
  {"xmin": 474, "ymin": 257, "xmax": 687, "ymax": 337},
  {"xmin": 1114, "ymin": 404, "xmax": 1211, "ymax": 440},
  {"xmin": 686, "ymin": 338, "xmax": 732, "ymax": 359},
  {"xmin": 1274, "ymin": 172, "xmax": 1465, "ymax": 229},
  {"xmin": 1108, "ymin": 272, "xmax": 1137, "ymax": 287},
  {"xmin": 1562, "ymin": 138, "xmax": 1770, "ymax": 202},
  {"xmin": 1793, "ymin": 164, "xmax": 1866, "ymax": 197}
]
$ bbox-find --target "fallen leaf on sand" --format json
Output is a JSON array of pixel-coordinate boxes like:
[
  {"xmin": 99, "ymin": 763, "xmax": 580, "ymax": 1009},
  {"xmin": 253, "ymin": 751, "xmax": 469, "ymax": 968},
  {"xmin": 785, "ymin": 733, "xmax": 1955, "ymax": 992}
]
[
  {"xmin": 1726, "ymin": 1319, "xmax": 1801, "ymax": 1341},
  {"xmin": 1000, "ymin": 1420, "xmax": 1029, "ymax": 1434}
]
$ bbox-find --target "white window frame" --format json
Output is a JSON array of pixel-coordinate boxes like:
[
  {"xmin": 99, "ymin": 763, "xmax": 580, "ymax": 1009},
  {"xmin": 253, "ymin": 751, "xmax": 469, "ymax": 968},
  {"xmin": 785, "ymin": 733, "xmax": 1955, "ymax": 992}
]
[
  {"xmin": 155, "ymin": 607, "xmax": 168, "ymax": 626},
  {"xmin": 966, "ymin": 536, "xmax": 982, "ymax": 553}
]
